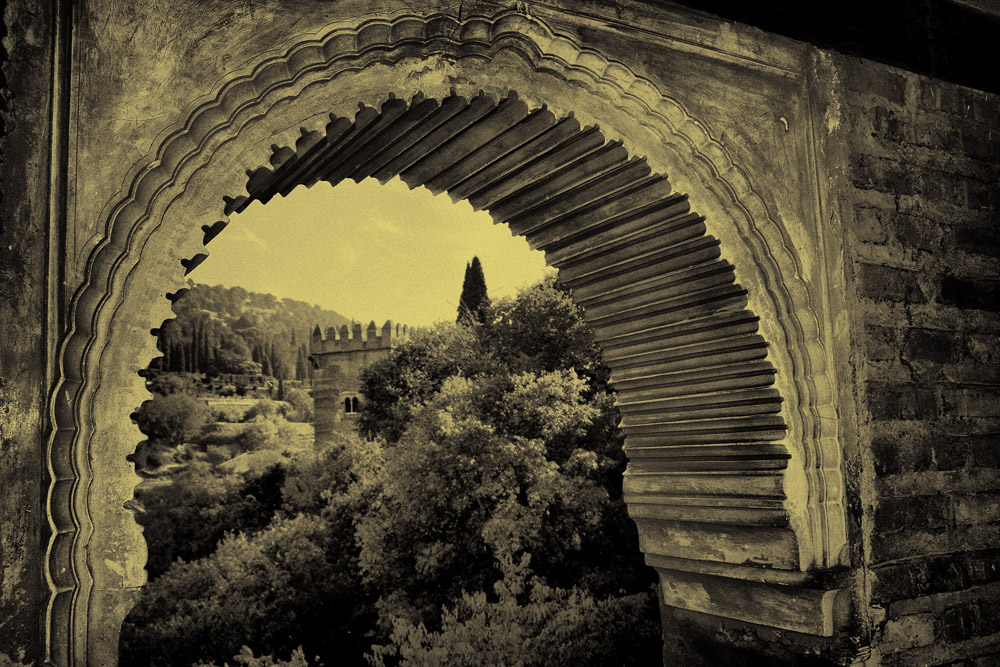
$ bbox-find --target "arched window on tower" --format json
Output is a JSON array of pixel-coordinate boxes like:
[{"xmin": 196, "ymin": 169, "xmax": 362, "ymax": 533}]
[
  {"xmin": 344, "ymin": 397, "xmax": 352, "ymax": 414},
  {"xmin": 352, "ymin": 396, "xmax": 359, "ymax": 413}
]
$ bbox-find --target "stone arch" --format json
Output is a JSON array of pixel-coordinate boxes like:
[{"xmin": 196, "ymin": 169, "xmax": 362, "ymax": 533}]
[{"xmin": 46, "ymin": 10, "xmax": 848, "ymax": 665}]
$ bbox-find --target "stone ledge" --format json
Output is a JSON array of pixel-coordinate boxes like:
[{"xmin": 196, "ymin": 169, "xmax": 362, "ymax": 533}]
[{"xmin": 654, "ymin": 564, "xmax": 849, "ymax": 636}]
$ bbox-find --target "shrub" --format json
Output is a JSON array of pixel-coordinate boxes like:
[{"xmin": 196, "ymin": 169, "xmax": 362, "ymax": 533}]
[
  {"xmin": 369, "ymin": 553, "xmax": 660, "ymax": 667},
  {"xmin": 245, "ymin": 398, "xmax": 281, "ymax": 422},
  {"xmin": 147, "ymin": 372, "xmax": 196, "ymax": 397},
  {"xmin": 134, "ymin": 393, "xmax": 212, "ymax": 446},
  {"xmin": 194, "ymin": 645, "xmax": 310, "ymax": 667},
  {"xmin": 284, "ymin": 388, "xmax": 314, "ymax": 423},
  {"xmin": 205, "ymin": 444, "xmax": 233, "ymax": 465}
]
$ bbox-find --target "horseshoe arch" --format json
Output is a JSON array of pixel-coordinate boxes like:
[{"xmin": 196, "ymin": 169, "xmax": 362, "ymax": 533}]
[{"xmin": 46, "ymin": 11, "xmax": 849, "ymax": 665}]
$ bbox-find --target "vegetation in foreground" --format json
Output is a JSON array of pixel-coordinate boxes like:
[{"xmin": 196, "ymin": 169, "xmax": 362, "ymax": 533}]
[{"xmin": 119, "ymin": 279, "xmax": 660, "ymax": 666}]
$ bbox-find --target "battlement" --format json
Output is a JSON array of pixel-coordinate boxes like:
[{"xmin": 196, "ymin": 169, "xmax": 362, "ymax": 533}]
[{"xmin": 310, "ymin": 320, "xmax": 410, "ymax": 355}]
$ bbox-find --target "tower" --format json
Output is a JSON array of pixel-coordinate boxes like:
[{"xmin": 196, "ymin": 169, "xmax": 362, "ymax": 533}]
[{"xmin": 308, "ymin": 320, "xmax": 409, "ymax": 447}]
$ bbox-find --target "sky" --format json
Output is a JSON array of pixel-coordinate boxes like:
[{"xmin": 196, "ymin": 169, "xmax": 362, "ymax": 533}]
[{"xmin": 190, "ymin": 177, "xmax": 554, "ymax": 326}]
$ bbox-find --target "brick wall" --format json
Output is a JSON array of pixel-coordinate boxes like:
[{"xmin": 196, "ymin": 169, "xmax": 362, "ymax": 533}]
[{"xmin": 838, "ymin": 55, "xmax": 1000, "ymax": 666}]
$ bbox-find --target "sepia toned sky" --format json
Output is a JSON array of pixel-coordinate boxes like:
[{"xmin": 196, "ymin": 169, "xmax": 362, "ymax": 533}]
[{"xmin": 191, "ymin": 177, "xmax": 553, "ymax": 326}]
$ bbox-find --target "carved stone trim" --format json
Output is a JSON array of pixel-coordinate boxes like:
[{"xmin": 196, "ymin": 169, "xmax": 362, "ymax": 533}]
[{"xmin": 47, "ymin": 10, "xmax": 848, "ymax": 664}]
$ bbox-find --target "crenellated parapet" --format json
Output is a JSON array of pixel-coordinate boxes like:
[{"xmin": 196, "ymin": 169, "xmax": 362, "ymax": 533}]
[
  {"xmin": 310, "ymin": 320, "xmax": 410, "ymax": 355},
  {"xmin": 308, "ymin": 319, "xmax": 410, "ymax": 446}
]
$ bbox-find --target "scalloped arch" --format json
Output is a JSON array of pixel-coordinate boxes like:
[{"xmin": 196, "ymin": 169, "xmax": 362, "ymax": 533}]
[{"xmin": 46, "ymin": 9, "xmax": 846, "ymax": 665}]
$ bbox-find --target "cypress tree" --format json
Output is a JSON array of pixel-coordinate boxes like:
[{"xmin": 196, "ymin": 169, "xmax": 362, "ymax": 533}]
[
  {"xmin": 456, "ymin": 256, "xmax": 490, "ymax": 325},
  {"xmin": 261, "ymin": 343, "xmax": 272, "ymax": 377},
  {"xmin": 295, "ymin": 345, "xmax": 308, "ymax": 381},
  {"xmin": 199, "ymin": 322, "xmax": 210, "ymax": 374},
  {"xmin": 162, "ymin": 335, "xmax": 171, "ymax": 371},
  {"xmin": 188, "ymin": 320, "xmax": 197, "ymax": 372}
]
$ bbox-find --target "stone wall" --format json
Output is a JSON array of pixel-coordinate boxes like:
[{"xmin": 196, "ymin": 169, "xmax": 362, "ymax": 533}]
[
  {"xmin": 0, "ymin": 1, "xmax": 53, "ymax": 664},
  {"xmin": 837, "ymin": 56, "xmax": 1000, "ymax": 665}
]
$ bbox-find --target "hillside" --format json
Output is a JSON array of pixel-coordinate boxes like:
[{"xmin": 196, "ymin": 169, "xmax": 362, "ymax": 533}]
[{"xmin": 155, "ymin": 281, "xmax": 351, "ymax": 379}]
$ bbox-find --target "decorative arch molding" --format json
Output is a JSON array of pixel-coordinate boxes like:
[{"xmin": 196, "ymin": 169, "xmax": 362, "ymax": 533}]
[{"xmin": 47, "ymin": 9, "xmax": 849, "ymax": 665}]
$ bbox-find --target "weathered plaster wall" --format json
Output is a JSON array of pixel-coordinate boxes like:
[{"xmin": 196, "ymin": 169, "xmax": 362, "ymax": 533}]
[
  {"xmin": 67, "ymin": 0, "xmax": 459, "ymax": 291},
  {"xmin": 0, "ymin": 1, "xmax": 53, "ymax": 665},
  {"xmin": 834, "ymin": 56, "xmax": 1000, "ymax": 665}
]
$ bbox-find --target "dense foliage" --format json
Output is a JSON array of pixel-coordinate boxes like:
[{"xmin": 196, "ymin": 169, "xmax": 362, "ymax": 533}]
[
  {"xmin": 134, "ymin": 393, "xmax": 212, "ymax": 447},
  {"xmin": 123, "ymin": 433, "xmax": 383, "ymax": 667},
  {"xmin": 136, "ymin": 462, "xmax": 287, "ymax": 579},
  {"xmin": 121, "ymin": 279, "xmax": 660, "ymax": 667},
  {"xmin": 370, "ymin": 553, "xmax": 660, "ymax": 667},
  {"xmin": 357, "ymin": 278, "xmax": 654, "ymax": 626},
  {"xmin": 157, "ymin": 282, "xmax": 349, "ymax": 379}
]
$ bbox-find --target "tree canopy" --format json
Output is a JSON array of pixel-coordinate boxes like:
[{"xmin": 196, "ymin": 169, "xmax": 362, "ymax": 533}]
[
  {"xmin": 357, "ymin": 278, "xmax": 654, "ymax": 633},
  {"xmin": 355, "ymin": 370, "xmax": 619, "ymax": 622},
  {"xmin": 134, "ymin": 393, "xmax": 212, "ymax": 447},
  {"xmin": 121, "ymin": 438, "xmax": 383, "ymax": 667},
  {"xmin": 370, "ymin": 553, "xmax": 659, "ymax": 667}
]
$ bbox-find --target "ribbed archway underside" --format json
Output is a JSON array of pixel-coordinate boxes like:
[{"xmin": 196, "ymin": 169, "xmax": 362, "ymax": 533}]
[{"xmin": 220, "ymin": 90, "xmax": 795, "ymax": 571}]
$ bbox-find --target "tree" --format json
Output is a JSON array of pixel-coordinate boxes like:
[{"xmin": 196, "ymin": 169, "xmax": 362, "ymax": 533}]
[
  {"xmin": 369, "ymin": 553, "xmax": 660, "ymax": 667},
  {"xmin": 357, "ymin": 278, "xmax": 653, "ymax": 628},
  {"xmin": 362, "ymin": 279, "xmax": 615, "ymax": 450},
  {"xmin": 121, "ymin": 435, "xmax": 383, "ymax": 667},
  {"xmin": 295, "ymin": 344, "xmax": 309, "ymax": 381},
  {"xmin": 208, "ymin": 328, "xmax": 259, "ymax": 375},
  {"xmin": 134, "ymin": 393, "xmax": 212, "ymax": 446},
  {"xmin": 133, "ymin": 461, "xmax": 287, "ymax": 579},
  {"xmin": 196, "ymin": 645, "xmax": 309, "ymax": 667},
  {"xmin": 284, "ymin": 388, "xmax": 313, "ymax": 423},
  {"xmin": 155, "ymin": 282, "xmax": 349, "ymax": 379},
  {"xmin": 357, "ymin": 323, "xmax": 490, "ymax": 443},
  {"xmin": 127, "ymin": 279, "xmax": 658, "ymax": 666},
  {"xmin": 120, "ymin": 514, "xmax": 339, "ymax": 667},
  {"xmin": 456, "ymin": 256, "xmax": 490, "ymax": 325},
  {"xmin": 355, "ymin": 371, "xmax": 622, "ymax": 624},
  {"xmin": 481, "ymin": 276, "xmax": 606, "ymax": 382}
]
